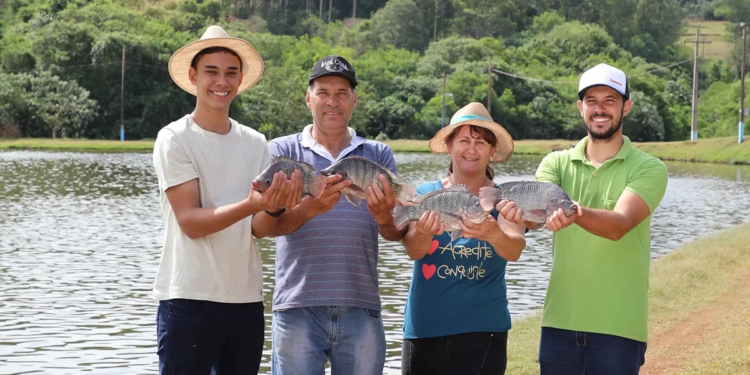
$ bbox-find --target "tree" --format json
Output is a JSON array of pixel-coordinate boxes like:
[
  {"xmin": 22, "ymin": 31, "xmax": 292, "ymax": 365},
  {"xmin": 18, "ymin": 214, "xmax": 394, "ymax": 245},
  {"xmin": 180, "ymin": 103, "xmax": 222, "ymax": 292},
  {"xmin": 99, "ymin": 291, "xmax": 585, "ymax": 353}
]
[{"xmin": 371, "ymin": 0, "xmax": 430, "ymax": 52}]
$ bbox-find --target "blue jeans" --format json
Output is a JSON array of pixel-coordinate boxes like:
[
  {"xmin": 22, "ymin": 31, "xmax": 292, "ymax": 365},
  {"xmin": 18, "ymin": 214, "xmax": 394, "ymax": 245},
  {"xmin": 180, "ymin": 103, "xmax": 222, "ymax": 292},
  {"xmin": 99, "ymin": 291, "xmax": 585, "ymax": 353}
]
[
  {"xmin": 401, "ymin": 331, "xmax": 508, "ymax": 375},
  {"xmin": 539, "ymin": 327, "xmax": 647, "ymax": 375},
  {"xmin": 156, "ymin": 299, "xmax": 265, "ymax": 375},
  {"xmin": 271, "ymin": 306, "xmax": 386, "ymax": 375}
]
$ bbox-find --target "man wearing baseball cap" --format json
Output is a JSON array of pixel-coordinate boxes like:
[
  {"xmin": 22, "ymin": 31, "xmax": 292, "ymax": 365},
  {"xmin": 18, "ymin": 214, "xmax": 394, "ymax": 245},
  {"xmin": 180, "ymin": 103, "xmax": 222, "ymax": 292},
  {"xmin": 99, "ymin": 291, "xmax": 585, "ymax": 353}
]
[
  {"xmin": 152, "ymin": 25, "xmax": 302, "ymax": 374},
  {"xmin": 251, "ymin": 55, "xmax": 405, "ymax": 374},
  {"xmin": 529, "ymin": 63, "xmax": 668, "ymax": 374}
]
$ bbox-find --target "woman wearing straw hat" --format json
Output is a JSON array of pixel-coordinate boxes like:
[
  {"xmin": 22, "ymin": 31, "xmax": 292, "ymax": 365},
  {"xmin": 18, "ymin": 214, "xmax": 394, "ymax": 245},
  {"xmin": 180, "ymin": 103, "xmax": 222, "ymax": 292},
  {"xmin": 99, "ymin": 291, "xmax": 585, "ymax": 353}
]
[
  {"xmin": 399, "ymin": 102, "xmax": 527, "ymax": 374},
  {"xmin": 152, "ymin": 25, "xmax": 302, "ymax": 374}
]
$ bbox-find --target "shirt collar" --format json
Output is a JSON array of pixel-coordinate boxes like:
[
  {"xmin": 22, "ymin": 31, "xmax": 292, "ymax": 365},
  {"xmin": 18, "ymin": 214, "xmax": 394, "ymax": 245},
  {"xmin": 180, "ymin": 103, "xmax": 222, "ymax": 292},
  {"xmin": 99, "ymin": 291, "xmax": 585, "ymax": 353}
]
[
  {"xmin": 300, "ymin": 124, "xmax": 365, "ymax": 161},
  {"xmin": 571, "ymin": 135, "xmax": 634, "ymax": 162}
]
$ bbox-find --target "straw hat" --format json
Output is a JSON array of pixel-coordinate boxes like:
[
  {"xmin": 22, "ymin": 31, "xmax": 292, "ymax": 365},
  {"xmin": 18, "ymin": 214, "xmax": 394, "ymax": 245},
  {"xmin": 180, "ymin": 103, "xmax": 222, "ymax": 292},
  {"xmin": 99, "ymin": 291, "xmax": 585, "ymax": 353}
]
[
  {"xmin": 168, "ymin": 25, "xmax": 264, "ymax": 96},
  {"xmin": 428, "ymin": 102, "xmax": 514, "ymax": 163}
]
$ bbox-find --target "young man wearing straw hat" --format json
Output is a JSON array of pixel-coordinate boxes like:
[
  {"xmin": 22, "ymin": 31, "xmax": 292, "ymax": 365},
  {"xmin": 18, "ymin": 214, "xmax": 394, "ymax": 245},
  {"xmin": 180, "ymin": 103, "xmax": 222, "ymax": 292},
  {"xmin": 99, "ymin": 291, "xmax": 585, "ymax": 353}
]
[
  {"xmin": 152, "ymin": 25, "xmax": 303, "ymax": 374},
  {"xmin": 251, "ymin": 55, "xmax": 404, "ymax": 375},
  {"xmin": 529, "ymin": 63, "xmax": 668, "ymax": 374}
]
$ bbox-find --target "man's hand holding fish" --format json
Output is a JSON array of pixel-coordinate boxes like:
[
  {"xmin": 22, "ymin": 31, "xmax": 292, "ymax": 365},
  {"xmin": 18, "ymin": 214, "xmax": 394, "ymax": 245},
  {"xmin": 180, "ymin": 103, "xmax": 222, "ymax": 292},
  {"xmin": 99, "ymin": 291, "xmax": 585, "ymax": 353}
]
[
  {"xmin": 545, "ymin": 201, "xmax": 583, "ymax": 232},
  {"xmin": 365, "ymin": 174, "xmax": 408, "ymax": 241},
  {"xmin": 249, "ymin": 169, "xmax": 304, "ymax": 213}
]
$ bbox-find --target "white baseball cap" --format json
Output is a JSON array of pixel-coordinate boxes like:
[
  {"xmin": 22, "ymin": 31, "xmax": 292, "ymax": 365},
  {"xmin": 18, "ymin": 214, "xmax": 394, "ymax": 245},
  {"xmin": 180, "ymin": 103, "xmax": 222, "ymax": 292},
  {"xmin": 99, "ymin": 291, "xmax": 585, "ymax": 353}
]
[{"xmin": 578, "ymin": 63, "xmax": 629, "ymax": 100}]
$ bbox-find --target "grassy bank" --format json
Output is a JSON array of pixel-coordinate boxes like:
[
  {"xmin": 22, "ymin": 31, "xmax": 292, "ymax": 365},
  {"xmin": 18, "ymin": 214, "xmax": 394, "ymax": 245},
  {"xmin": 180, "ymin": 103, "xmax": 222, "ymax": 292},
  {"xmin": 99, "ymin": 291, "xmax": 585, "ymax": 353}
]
[
  {"xmin": 0, "ymin": 138, "xmax": 155, "ymax": 153},
  {"xmin": 505, "ymin": 222, "xmax": 750, "ymax": 374},
  {"xmin": 3, "ymin": 136, "xmax": 750, "ymax": 165}
]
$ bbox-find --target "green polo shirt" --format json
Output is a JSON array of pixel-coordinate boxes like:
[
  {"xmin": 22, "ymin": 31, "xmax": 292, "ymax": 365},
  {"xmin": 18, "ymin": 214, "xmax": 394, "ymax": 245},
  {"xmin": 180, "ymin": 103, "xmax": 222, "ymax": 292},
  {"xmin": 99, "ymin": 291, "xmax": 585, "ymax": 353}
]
[{"xmin": 534, "ymin": 135, "xmax": 668, "ymax": 343}]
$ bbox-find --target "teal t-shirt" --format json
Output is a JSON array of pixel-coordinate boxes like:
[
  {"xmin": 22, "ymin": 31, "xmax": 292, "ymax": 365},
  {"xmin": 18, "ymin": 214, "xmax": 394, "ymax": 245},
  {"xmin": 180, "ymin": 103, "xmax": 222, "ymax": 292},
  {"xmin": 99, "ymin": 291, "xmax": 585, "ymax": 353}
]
[{"xmin": 403, "ymin": 181, "xmax": 511, "ymax": 339}]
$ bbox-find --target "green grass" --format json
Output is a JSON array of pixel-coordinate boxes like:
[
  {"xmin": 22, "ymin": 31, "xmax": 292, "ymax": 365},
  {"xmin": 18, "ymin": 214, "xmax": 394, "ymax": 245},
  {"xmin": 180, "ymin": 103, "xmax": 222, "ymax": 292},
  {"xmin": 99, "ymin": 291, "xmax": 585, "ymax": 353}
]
[
  {"xmin": 679, "ymin": 20, "xmax": 733, "ymax": 61},
  {"xmin": 4, "ymin": 136, "xmax": 750, "ymax": 165},
  {"xmin": 0, "ymin": 138, "xmax": 155, "ymax": 153},
  {"xmin": 504, "ymin": 222, "xmax": 750, "ymax": 374}
]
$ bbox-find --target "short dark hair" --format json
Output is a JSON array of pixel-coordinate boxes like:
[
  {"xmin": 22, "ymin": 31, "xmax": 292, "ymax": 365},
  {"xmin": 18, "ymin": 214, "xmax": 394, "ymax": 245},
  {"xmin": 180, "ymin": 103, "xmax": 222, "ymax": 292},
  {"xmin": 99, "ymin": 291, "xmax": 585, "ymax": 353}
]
[{"xmin": 190, "ymin": 47, "xmax": 242, "ymax": 70}]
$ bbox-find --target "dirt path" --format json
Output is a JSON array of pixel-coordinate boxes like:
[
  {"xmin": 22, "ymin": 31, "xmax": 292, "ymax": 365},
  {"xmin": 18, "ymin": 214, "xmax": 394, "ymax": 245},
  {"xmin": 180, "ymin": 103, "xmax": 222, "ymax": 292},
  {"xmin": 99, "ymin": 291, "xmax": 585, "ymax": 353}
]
[{"xmin": 640, "ymin": 272, "xmax": 750, "ymax": 375}]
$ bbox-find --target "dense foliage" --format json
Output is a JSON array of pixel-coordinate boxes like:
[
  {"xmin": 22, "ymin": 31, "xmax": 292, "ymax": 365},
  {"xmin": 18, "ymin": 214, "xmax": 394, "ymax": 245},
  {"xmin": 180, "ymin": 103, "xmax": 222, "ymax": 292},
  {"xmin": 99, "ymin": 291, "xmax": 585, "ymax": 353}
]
[{"xmin": 0, "ymin": 0, "xmax": 747, "ymax": 141}]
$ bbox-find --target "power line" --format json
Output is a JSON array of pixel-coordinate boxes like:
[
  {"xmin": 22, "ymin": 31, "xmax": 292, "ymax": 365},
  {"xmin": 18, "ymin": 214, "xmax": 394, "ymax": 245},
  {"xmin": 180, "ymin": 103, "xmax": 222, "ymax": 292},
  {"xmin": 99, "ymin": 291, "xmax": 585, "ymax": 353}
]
[
  {"xmin": 1, "ymin": 61, "xmax": 168, "ymax": 74},
  {"xmin": 489, "ymin": 59, "xmax": 693, "ymax": 85}
]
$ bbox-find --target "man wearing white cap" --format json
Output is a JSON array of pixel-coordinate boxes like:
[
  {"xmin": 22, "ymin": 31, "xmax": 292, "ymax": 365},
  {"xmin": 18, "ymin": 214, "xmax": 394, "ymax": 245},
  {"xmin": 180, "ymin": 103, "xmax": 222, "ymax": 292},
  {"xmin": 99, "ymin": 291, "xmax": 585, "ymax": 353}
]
[
  {"xmin": 151, "ymin": 25, "xmax": 302, "ymax": 374},
  {"xmin": 530, "ymin": 63, "xmax": 668, "ymax": 374}
]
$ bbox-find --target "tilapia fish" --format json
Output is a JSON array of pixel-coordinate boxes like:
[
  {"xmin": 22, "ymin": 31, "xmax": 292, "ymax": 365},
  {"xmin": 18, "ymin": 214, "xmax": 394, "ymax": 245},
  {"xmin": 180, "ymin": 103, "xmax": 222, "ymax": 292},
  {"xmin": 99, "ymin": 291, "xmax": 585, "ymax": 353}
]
[
  {"xmin": 252, "ymin": 156, "xmax": 327, "ymax": 198},
  {"xmin": 478, "ymin": 181, "xmax": 577, "ymax": 228},
  {"xmin": 391, "ymin": 184, "xmax": 488, "ymax": 242},
  {"xmin": 320, "ymin": 156, "xmax": 416, "ymax": 206}
]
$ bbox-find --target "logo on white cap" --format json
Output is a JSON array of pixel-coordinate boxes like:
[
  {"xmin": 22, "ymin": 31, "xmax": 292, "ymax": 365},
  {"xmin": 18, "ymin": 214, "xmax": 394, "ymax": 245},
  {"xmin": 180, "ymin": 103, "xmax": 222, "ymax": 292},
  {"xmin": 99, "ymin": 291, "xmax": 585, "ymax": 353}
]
[{"xmin": 578, "ymin": 63, "xmax": 628, "ymax": 99}]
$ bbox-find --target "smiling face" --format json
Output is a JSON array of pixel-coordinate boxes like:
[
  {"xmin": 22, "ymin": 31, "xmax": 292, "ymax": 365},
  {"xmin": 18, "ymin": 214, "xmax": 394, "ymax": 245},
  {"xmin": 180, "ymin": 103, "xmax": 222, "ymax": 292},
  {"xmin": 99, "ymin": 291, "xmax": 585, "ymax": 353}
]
[
  {"xmin": 306, "ymin": 76, "xmax": 357, "ymax": 133},
  {"xmin": 578, "ymin": 85, "xmax": 632, "ymax": 141},
  {"xmin": 188, "ymin": 49, "xmax": 243, "ymax": 112},
  {"xmin": 446, "ymin": 125, "xmax": 497, "ymax": 177}
]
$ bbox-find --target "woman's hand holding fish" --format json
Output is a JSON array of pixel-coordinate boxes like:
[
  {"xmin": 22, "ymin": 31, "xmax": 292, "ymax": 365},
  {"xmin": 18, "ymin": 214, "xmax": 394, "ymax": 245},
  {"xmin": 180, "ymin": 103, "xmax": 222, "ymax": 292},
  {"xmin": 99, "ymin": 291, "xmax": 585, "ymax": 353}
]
[
  {"xmin": 546, "ymin": 201, "xmax": 582, "ymax": 232},
  {"xmin": 457, "ymin": 213, "xmax": 502, "ymax": 243},
  {"xmin": 414, "ymin": 211, "xmax": 445, "ymax": 237},
  {"xmin": 495, "ymin": 200, "xmax": 523, "ymax": 224}
]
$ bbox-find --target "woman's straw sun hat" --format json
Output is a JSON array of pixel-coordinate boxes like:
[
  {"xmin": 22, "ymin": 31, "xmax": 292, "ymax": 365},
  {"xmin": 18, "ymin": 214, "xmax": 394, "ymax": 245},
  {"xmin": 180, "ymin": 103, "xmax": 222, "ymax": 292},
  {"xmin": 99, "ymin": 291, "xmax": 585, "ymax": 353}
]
[
  {"xmin": 428, "ymin": 102, "xmax": 514, "ymax": 163},
  {"xmin": 168, "ymin": 25, "xmax": 264, "ymax": 96}
]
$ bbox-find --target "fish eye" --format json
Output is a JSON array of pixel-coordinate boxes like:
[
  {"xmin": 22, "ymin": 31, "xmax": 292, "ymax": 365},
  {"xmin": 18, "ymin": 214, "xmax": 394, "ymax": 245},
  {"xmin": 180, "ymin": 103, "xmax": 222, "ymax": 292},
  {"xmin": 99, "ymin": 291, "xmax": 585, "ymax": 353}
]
[{"xmin": 265, "ymin": 179, "xmax": 271, "ymax": 184}]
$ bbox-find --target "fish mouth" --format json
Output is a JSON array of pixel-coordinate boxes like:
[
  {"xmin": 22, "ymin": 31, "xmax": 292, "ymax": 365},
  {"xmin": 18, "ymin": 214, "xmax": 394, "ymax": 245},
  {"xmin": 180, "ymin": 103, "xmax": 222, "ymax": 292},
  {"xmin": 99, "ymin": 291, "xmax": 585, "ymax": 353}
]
[{"xmin": 251, "ymin": 181, "xmax": 261, "ymax": 191}]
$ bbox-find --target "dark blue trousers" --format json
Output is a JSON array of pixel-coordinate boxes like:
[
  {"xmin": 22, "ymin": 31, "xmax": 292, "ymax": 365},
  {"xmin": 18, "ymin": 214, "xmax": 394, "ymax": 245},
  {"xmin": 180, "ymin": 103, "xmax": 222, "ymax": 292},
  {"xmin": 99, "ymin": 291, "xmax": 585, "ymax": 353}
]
[
  {"xmin": 539, "ymin": 327, "xmax": 647, "ymax": 375},
  {"xmin": 156, "ymin": 299, "xmax": 265, "ymax": 375}
]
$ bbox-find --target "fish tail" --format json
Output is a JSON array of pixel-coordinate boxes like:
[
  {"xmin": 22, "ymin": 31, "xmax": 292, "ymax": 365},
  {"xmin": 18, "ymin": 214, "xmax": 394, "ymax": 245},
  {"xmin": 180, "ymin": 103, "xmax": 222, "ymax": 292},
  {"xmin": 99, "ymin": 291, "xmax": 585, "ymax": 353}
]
[
  {"xmin": 478, "ymin": 186, "xmax": 501, "ymax": 211},
  {"xmin": 306, "ymin": 173, "xmax": 327, "ymax": 198},
  {"xmin": 394, "ymin": 183, "xmax": 417, "ymax": 204},
  {"xmin": 391, "ymin": 205, "xmax": 415, "ymax": 231}
]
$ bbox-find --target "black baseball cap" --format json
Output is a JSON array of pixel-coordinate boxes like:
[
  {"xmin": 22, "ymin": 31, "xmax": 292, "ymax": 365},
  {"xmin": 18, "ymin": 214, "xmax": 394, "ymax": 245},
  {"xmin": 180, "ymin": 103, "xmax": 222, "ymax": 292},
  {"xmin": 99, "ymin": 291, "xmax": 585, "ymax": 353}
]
[{"xmin": 308, "ymin": 55, "xmax": 358, "ymax": 88}]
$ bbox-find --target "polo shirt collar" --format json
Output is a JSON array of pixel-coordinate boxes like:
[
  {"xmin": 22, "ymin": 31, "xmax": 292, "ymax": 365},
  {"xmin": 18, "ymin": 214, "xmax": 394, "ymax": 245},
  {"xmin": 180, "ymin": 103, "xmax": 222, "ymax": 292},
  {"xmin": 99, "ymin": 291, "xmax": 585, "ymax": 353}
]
[
  {"xmin": 571, "ymin": 135, "xmax": 634, "ymax": 162},
  {"xmin": 300, "ymin": 124, "xmax": 365, "ymax": 162}
]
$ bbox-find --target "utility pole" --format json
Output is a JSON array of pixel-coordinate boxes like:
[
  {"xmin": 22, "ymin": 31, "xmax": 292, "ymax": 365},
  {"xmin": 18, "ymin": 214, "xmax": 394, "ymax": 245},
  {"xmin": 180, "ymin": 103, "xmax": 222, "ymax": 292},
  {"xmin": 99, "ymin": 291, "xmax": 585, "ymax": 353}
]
[
  {"xmin": 352, "ymin": 0, "xmax": 356, "ymax": 18},
  {"xmin": 487, "ymin": 55, "xmax": 492, "ymax": 113},
  {"xmin": 442, "ymin": 73, "xmax": 446, "ymax": 128},
  {"xmin": 740, "ymin": 23, "xmax": 747, "ymax": 143},
  {"xmin": 682, "ymin": 23, "xmax": 717, "ymax": 141},
  {"xmin": 120, "ymin": 45, "xmax": 125, "ymax": 142},
  {"xmin": 328, "ymin": 0, "xmax": 332, "ymax": 22}
]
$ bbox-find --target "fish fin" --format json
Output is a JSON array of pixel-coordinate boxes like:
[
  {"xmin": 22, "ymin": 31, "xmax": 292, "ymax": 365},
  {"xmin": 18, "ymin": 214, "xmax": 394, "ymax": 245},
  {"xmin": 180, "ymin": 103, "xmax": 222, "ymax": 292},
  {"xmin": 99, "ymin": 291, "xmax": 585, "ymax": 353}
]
[
  {"xmin": 343, "ymin": 192, "xmax": 361, "ymax": 206},
  {"xmin": 342, "ymin": 186, "xmax": 366, "ymax": 206},
  {"xmin": 306, "ymin": 174, "xmax": 327, "ymax": 198},
  {"xmin": 446, "ymin": 184, "xmax": 470, "ymax": 193},
  {"xmin": 478, "ymin": 186, "xmax": 502, "ymax": 211},
  {"xmin": 531, "ymin": 222, "xmax": 546, "ymax": 230},
  {"xmin": 391, "ymin": 206, "xmax": 413, "ymax": 231},
  {"xmin": 395, "ymin": 183, "xmax": 418, "ymax": 203},
  {"xmin": 449, "ymin": 230, "xmax": 463, "ymax": 242}
]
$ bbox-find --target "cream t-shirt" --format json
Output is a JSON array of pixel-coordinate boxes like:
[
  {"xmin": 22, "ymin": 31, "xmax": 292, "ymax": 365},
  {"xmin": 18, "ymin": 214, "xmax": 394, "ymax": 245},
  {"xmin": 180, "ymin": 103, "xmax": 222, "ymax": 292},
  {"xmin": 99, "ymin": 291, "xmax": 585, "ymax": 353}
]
[{"xmin": 151, "ymin": 114, "xmax": 271, "ymax": 303}]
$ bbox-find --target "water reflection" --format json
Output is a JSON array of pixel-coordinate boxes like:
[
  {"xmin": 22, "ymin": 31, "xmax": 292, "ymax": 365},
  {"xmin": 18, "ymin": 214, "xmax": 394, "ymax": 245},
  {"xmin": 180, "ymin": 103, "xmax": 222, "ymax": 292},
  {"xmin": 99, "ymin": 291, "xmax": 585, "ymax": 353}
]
[{"xmin": 1, "ymin": 151, "xmax": 749, "ymax": 374}]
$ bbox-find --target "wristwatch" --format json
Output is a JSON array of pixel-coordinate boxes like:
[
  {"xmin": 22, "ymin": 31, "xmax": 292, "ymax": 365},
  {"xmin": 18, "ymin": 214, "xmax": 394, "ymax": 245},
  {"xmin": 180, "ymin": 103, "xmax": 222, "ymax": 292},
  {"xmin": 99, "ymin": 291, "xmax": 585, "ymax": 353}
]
[{"xmin": 264, "ymin": 208, "xmax": 286, "ymax": 217}]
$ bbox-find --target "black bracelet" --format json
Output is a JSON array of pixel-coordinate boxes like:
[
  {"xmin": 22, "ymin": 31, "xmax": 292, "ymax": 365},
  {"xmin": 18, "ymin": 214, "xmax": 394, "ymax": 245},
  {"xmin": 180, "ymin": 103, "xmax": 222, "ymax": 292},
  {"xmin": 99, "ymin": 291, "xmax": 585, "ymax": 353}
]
[{"xmin": 264, "ymin": 208, "xmax": 286, "ymax": 217}]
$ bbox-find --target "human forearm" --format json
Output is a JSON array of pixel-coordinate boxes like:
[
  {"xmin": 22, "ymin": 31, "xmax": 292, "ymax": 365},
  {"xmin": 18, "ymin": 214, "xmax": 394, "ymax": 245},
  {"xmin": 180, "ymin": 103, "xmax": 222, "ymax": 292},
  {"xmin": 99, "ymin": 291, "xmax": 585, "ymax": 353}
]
[
  {"xmin": 487, "ymin": 230, "xmax": 526, "ymax": 262},
  {"xmin": 177, "ymin": 199, "xmax": 259, "ymax": 239},
  {"xmin": 575, "ymin": 207, "xmax": 633, "ymax": 241},
  {"xmin": 376, "ymin": 217, "xmax": 406, "ymax": 241},
  {"xmin": 402, "ymin": 228, "xmax": 434, "ymax": 260},
  {"xmin": 259, "ymin": 197, "xmax": 319, "ymax": 237}
]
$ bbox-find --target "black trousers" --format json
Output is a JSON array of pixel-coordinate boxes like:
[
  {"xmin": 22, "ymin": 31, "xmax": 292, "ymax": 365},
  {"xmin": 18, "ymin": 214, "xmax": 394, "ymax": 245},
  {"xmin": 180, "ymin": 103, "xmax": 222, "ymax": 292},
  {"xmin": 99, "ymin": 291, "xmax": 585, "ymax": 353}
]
[{"xmin": 402, "ymin": 331, "xmax": 508, "ymax": 375}]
